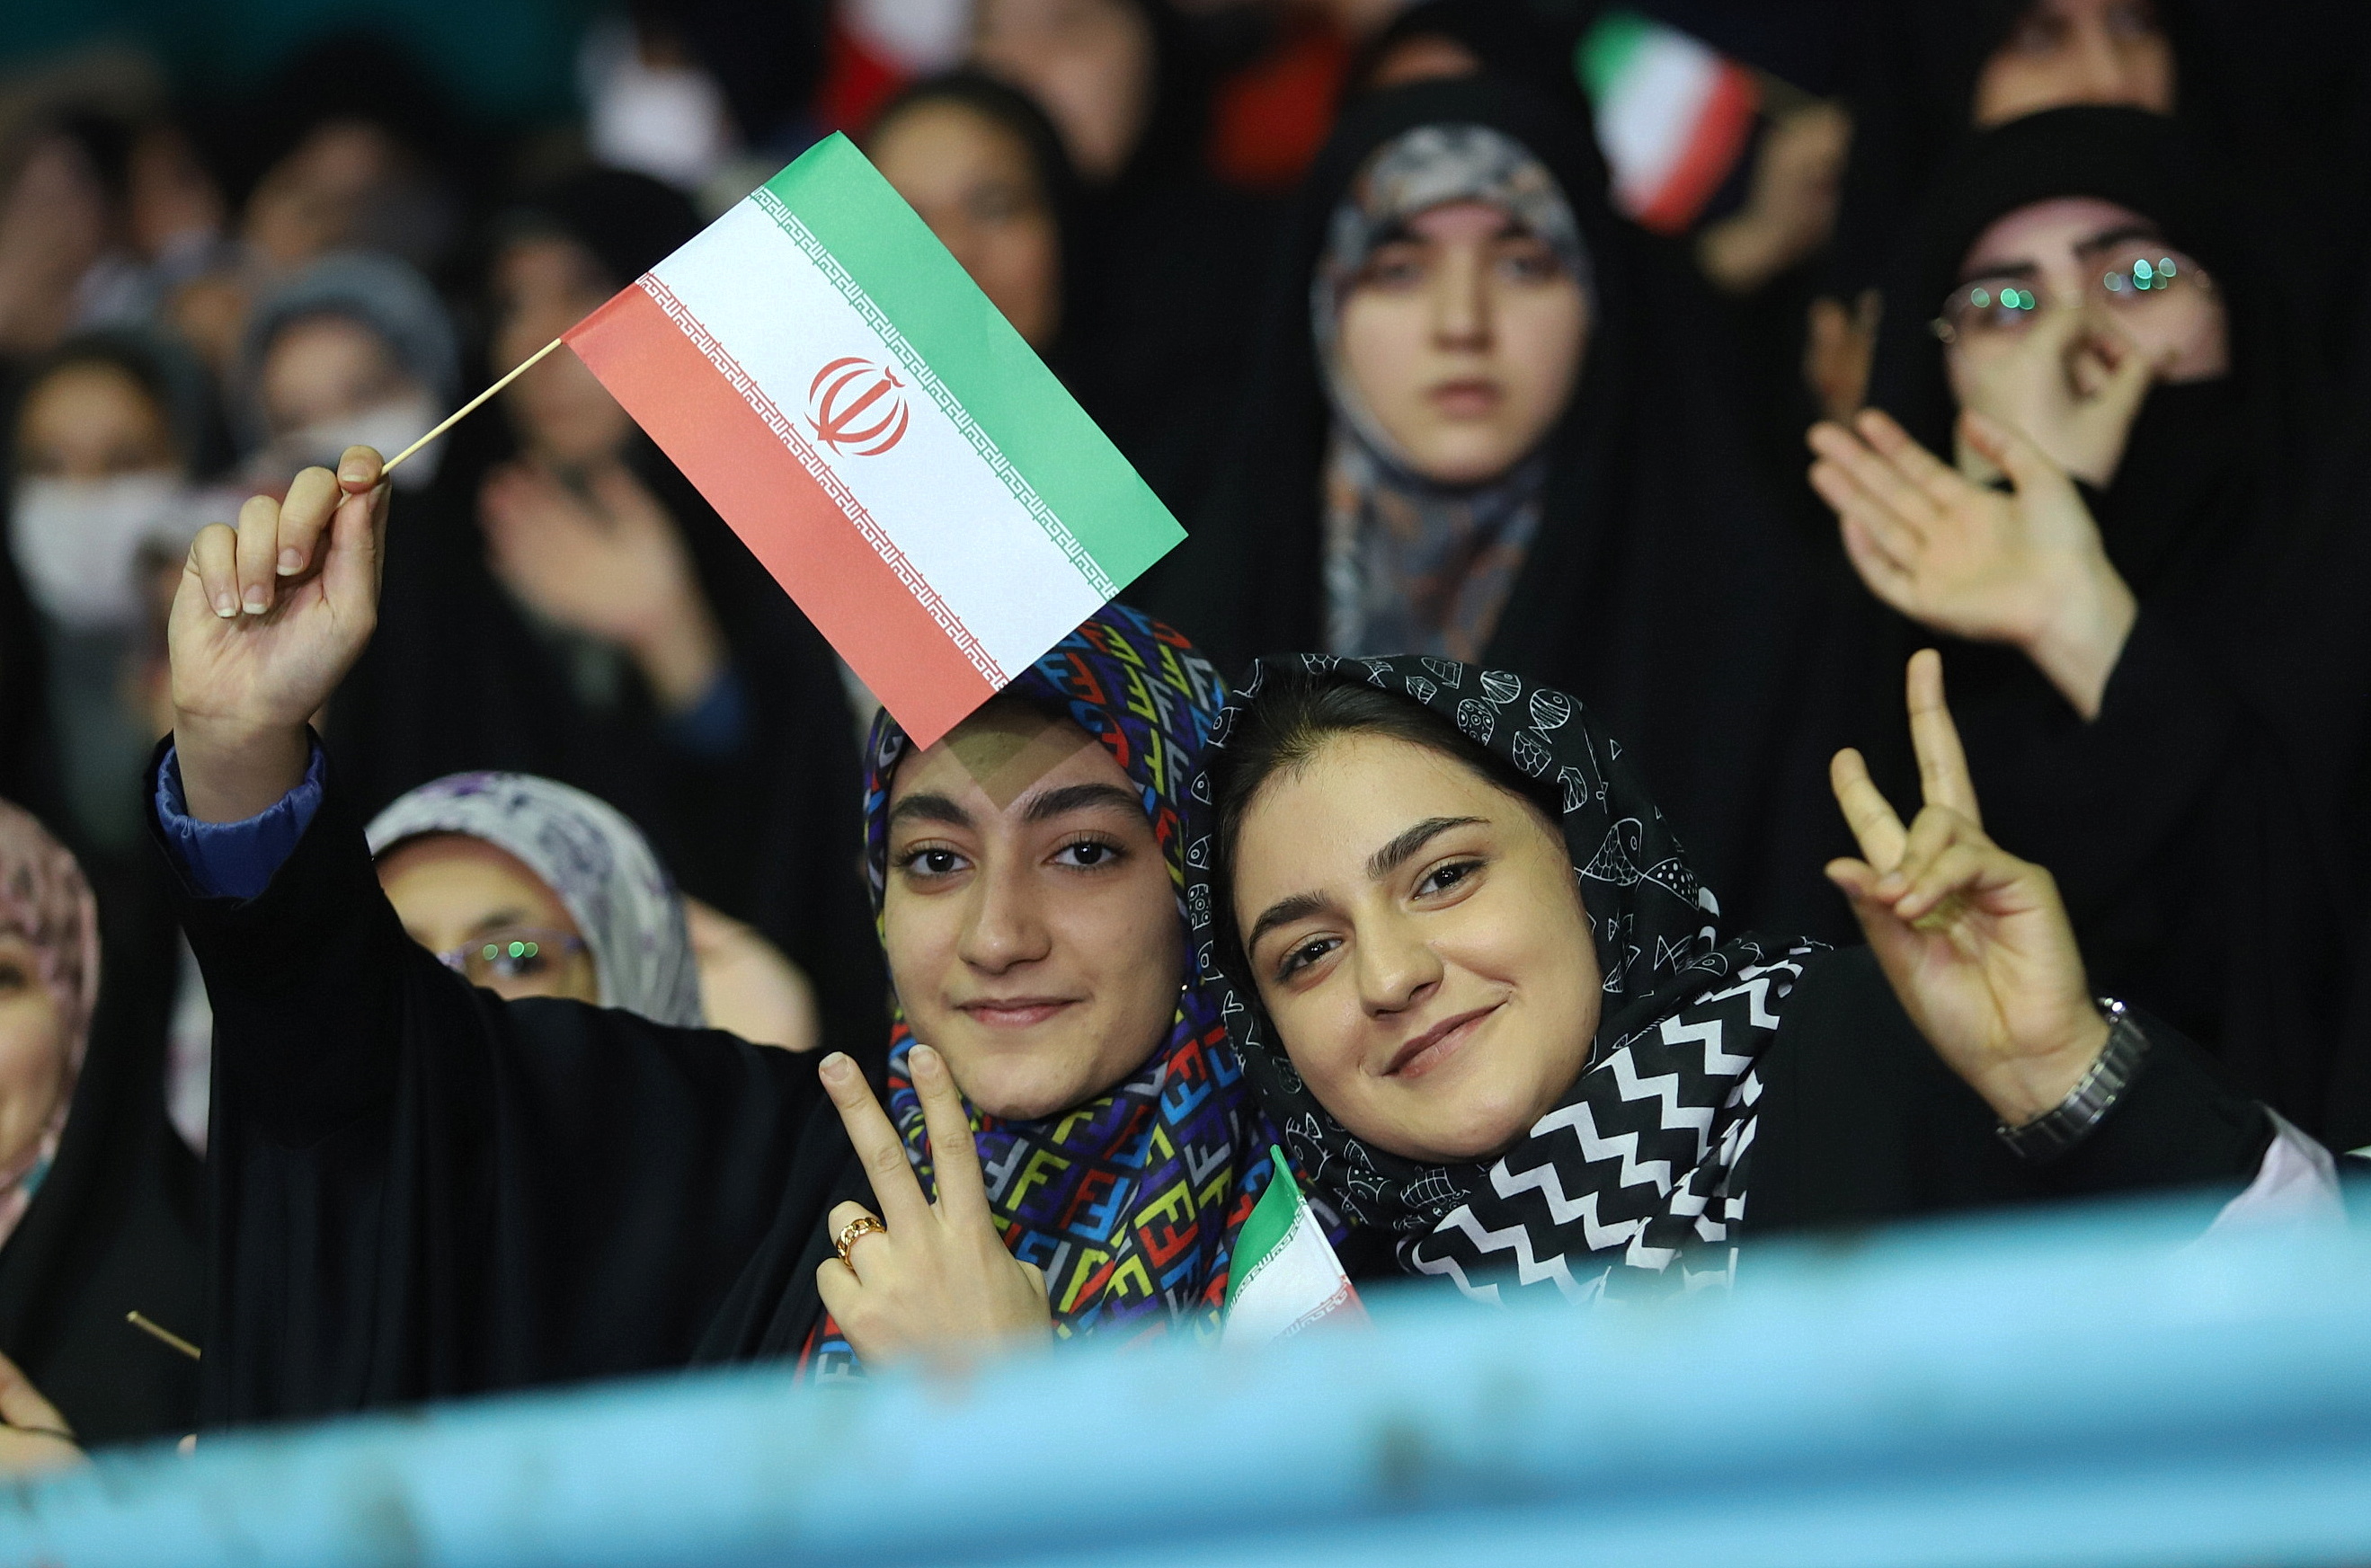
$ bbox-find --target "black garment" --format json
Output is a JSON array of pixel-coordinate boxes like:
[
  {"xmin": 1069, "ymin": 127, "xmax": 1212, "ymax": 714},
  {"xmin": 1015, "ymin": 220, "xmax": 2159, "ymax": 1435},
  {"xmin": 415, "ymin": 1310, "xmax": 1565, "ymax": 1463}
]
[
  {"xmin": 1856, "ymin": 108, "xmax": 2356, "ymax": 1136},
  {"xmin": 155, "ymin": 744, "xmax": 869, "ymax": 1425},
  {"xmin": 0, "ymin": 864, "xmax": 204, "ymax": 1445},
  {"xmin": 1051, "ymin": 0, "xmax": 1281, "ymax": 522},
  {"xmin": 324, "ymin": 431, "xmax": 884, "ymax": 1052},
  {"xmin": 1138, "ymin": 79, "xmax": 1850, "ymax": 935},
  {"xmin": 1347, "ymin": 0, "xmax": 1590, "ymax": 118},
  {"xmin": 1826, "ymin": 0, "xmax": 2371, "ymax": 370},
  {"xmin": 0, "ymin": 548, "xmax": 54, "ymax": 820}
]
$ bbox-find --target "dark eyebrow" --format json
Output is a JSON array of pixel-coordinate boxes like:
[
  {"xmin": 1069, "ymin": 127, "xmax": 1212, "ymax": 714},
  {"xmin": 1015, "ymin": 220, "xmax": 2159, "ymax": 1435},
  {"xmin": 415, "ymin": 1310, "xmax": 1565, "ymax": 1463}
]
[
  {"xmin": 1366, "ymin": 816, "xmax": 1484, "ymax": 881},
  {"xmin": 1022, "ymin": 782, "xmax": 1143, "ymax": 824},
  {"xmin": 887, "ymin": 792, "xmax": 972, "ymax": 831},
  {"xmin": 2073, "ymin": 223, "xmax": 2168, "ymax": 258},
  {"xmin": 1245, "ymin": 892, "xmax": 1330, "ymax": 959},
  {"xmin": 1958, "ymin": 258, "xmax": 2041, "ymax": 285}
]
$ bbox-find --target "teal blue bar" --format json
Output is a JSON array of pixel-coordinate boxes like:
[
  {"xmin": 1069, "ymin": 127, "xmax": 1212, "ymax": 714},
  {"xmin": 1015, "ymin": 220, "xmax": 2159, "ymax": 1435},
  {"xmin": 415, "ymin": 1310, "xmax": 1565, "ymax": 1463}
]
[{"xmin": 4, "ymin": 1189, "xmax": 2367, "ymax": 1567}]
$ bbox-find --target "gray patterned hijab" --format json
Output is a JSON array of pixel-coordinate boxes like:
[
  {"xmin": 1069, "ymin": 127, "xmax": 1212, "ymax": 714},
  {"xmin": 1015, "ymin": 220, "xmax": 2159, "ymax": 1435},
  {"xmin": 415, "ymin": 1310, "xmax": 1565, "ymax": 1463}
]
[
  {"xmin": 366, "ymin": 773, "xmax": 702, "ymax": 1028},
  {"xmin": 1311, "ymin": 124, "xmax": 1592, "ymax": 664}
]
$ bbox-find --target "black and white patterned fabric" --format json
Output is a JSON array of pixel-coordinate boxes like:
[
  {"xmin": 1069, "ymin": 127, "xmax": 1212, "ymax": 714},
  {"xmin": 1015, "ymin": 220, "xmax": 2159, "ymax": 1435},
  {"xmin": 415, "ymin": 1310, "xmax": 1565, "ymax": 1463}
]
[{"xmin": 1186, "ymin": 653, "xmax": 1820, "ymax": 1302}]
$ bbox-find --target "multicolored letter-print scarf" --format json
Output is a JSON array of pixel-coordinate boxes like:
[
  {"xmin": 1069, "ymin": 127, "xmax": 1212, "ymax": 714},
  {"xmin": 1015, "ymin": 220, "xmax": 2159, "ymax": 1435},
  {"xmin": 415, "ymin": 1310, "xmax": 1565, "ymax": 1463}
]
[{"xmin": 805, "ymin": 607, "xmax": 1274, "ymax": 1376}]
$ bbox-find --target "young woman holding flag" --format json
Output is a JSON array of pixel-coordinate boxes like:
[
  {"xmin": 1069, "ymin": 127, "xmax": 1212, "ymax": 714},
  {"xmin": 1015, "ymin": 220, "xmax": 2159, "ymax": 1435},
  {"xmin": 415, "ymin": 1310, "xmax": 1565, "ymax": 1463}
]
[{"xmin": 152, "ymin": 447, "xmax": 1270, "ymax": 1422}]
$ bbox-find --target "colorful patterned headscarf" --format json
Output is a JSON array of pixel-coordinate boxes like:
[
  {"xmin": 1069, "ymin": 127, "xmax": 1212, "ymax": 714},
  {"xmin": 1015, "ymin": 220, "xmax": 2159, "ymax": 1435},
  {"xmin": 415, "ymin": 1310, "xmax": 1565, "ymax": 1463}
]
[
  {"xmin": 809, "ymin": 606, "xmax": 1271, "ymax": 1375},
  {"xmin": 1310, "ymin": 123, "xmax": 1593, "ymax": 664},
  {"xmin": 0, "ymin": 799, "xmax": 100, "ymax": 1249},
  {"xmin": 365, "ymin": 773, "xmax": 702, "ymax": 1028}
]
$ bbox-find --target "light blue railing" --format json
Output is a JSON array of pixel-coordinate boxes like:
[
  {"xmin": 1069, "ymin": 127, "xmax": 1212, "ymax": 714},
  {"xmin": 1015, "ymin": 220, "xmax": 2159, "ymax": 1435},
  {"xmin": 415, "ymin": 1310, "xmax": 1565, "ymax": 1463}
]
[{"xmin": 5, "ymin": 1189, "xmax": 2369, "ymax": 1568}]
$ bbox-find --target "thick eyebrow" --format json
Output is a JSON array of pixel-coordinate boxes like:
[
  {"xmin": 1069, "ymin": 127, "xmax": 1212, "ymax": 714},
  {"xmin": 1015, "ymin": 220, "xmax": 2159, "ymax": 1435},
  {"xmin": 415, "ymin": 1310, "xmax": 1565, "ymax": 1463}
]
[
  {"xmin": 1958, "ymin": 257, "xmax": 2041, "ymax": 285},
  {"xmin": 1245, "ymin": 892, "xmax": 1330, "ymax": 960},
  {"xmin": 1366, "ymin": 816, "xmax": 1484, "ymax": 881},
  {"xmin": 887, "ymin": 792, "xmax": 972, "ymax": 832},
  {"xmin": 2072, "ymin": 223, "xmax": 2168, "ymax": 258},
  {"xmin": 1022, "ymin": 781, "xmax": 1143, "ymax": 824},
  {"xmin": 465, "ymin": 908, "xmax": 537, "ymax": 939}
]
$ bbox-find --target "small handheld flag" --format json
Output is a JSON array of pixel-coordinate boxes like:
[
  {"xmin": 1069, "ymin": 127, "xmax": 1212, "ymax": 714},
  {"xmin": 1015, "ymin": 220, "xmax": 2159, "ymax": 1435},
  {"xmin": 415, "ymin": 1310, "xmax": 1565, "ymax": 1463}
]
[
  {"xmin": 1221, "ymin": 1147, "xmax": 1365, "ymax": 1349},
  {"xmin": 560, "ymin": 133, "xmax": 1185, "ymax": 748}
]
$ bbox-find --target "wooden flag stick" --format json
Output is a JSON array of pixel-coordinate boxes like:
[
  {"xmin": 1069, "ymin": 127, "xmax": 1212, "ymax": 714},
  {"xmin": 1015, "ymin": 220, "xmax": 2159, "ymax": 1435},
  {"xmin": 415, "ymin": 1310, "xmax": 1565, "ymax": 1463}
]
[
  {"xmin": 380, "ymin": 335, "xmax": 567, "ymax": 478},
  {"xmin": 127, "ymin": 1310, "xmax": 201, "ymax": 1361}
]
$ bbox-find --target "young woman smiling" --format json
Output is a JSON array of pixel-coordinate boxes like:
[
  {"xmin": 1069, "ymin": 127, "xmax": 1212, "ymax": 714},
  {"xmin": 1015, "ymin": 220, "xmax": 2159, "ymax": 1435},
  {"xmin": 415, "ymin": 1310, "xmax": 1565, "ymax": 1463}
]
[
  {"xmin": 1191, "ymin": 651, "xmax": 2332, "ymax": 1298},
  {"xmin": 148, "ymin": 447, "xmax": 1267, "ymax": 1421}
]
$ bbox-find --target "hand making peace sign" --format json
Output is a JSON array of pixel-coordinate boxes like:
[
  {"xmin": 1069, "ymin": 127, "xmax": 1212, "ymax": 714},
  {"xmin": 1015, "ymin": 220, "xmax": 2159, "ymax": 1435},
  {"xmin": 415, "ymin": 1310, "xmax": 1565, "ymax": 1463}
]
[
  {"xmin": 1826, "ymin": 651, "xmax": 2113, "ymax": 1129},
  {"xmin": 814, "ymin": 1043, "xmax": 1052, "ymax": 1369}
]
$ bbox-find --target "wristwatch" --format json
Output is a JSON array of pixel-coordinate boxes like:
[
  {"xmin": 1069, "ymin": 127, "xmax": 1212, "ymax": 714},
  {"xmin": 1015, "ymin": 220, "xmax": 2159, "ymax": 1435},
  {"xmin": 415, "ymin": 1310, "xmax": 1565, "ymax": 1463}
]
[{"xmin": 1994, "ymin": 998, "xmax": 2151, "ymax": 1163}]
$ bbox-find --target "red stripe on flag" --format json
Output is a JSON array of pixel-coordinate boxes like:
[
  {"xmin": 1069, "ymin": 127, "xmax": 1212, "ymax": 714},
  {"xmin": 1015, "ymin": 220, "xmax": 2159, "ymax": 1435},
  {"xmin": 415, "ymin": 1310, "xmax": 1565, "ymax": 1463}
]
[
  {"xmin": 1631, "ymin": 66, "xmax": 1761, "ymax": 237},
  {"xmin": 566, "ymin": 283, "xmax": 996, "ymax": 748}
]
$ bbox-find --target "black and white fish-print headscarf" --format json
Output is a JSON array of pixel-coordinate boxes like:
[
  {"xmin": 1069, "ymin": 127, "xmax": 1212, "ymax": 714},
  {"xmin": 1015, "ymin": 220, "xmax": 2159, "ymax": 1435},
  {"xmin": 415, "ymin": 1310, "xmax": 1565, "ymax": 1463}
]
[
  {"xmin": 1312, "ymin": 126, "xmax": 1593, "ymax": 666},
  {"xmin": 1189, "ymin": 654, "xmax": 1820, "ymax": 1302}
]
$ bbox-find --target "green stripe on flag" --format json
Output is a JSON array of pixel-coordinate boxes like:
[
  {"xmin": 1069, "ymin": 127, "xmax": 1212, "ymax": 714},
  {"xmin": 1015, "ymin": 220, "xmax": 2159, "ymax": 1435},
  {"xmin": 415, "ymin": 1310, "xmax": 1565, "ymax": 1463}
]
[
  {"xmin": 764, "ymin": 135, "xmax": 1181, "ymax": 591},
  {"xmin": 1225, "ymin": 1146, "xmax": 1305, "ymax": 1310},
  {"xmin": 1576, "ymin": 7, "xmax": 1652, "ymax": 99}
]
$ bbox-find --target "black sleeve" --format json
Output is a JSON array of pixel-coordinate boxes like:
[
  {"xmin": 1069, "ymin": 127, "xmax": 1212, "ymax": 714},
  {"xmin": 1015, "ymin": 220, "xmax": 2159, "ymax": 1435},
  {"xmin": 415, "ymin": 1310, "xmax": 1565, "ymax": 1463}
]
[
  {"xmin": 153, "ymin": 743, "xmax": 844, "ymax": 1426},
  {"xmin": 1746, "ymin": 947, "xmax": 2275, "ymax": 1236}
]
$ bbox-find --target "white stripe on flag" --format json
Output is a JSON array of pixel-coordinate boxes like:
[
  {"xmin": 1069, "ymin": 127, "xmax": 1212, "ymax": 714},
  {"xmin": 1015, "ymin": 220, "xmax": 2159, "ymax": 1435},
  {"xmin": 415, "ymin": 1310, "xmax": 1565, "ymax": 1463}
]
[{"xmin": 649, "ymin": 200, "xmax": 1108, "ymax": 681}]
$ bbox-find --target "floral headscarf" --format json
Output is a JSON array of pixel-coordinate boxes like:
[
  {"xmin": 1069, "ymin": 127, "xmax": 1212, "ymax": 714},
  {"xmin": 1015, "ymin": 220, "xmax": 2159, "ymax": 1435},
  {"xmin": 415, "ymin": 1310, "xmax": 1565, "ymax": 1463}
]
[
  {"xmin": 0, "ymin": 800, "xmax": 100, "ymax": 1248},
  {"xmin": 806, "ymin": 605, "xmax": 1272, "ymax": 1376},
  {"xmin": 366, "ymin": 773, "xmax": 702, "ymax": 1028}
]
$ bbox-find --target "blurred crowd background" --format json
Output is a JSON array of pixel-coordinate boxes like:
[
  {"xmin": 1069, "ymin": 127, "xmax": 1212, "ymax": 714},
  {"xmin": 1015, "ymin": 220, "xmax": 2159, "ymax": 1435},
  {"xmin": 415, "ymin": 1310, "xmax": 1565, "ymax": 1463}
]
[{"xmin": 6, "ymin": 0, "xmax": 2371, "ymax": 1451}]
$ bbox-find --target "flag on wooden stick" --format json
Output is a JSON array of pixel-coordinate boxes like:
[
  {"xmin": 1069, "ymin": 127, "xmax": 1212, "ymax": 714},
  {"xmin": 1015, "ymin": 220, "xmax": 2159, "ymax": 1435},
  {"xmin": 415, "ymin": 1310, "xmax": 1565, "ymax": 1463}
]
[{"xmin": 564, "ymin": 133, "xmax": 1184, "ymax": 748}]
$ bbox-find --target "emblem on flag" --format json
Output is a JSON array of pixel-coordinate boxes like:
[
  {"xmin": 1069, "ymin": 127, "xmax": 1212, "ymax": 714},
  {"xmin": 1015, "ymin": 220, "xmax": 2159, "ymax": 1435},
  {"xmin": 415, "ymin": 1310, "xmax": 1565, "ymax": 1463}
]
[
  {"xmin": 562, "ymin": 132, "xmax": 1185, "ymax": 748},
  {"xmin": 807, "ymin": 357, "xmax": 910, "ymax": 456}
]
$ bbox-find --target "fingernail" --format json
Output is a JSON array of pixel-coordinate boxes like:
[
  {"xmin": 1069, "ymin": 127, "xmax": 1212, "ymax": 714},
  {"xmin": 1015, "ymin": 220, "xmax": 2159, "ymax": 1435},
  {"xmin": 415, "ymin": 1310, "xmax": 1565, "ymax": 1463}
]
[
  {"xmin": 242, "ymin": 589, "xmax": 268, "ymax": 615},
  {"xmin": 213, "ymin": 593, "xmax": 237, "ymax": 619},
  {"xmin": 818, "ymin": 1052, "xmax": 851, "ymax": 1083},
  {"xmin": 910, "ymin": 1041, "xmax": 940, "ymax": 1075},
  {"xmin": 1877, "ymin": 872, "xmax": 1905, "ymax": 895},
  {"xmin": 278, "ymin": 548, "xmax": 303, "ymax": 575}
]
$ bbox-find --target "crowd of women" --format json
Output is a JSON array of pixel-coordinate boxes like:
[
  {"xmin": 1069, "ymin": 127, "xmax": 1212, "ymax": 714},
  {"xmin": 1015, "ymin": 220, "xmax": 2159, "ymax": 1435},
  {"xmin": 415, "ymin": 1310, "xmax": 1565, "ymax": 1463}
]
[{"xmin": 3, "ymin": 0, "xmax": 2369, "ymax": 1474}]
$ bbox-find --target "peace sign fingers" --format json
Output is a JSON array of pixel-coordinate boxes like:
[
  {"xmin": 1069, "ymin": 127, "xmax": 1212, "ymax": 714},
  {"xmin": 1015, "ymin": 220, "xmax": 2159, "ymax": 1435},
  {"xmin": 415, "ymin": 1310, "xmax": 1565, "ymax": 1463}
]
[
  {"xmin": 1828, "ymin": 745, "xmax": 1908, "ymax": 876},
  {"xmin": 1905, "ymin": 650, "xmax": 1982, "ymax": 826},
  {"xmin": 908, "ymin": 1042, "xmax": 991, "ymax": 1226},
  {"xmin": 817, "ymin": 1052, "xmax": 932, "ymax": 1234}
]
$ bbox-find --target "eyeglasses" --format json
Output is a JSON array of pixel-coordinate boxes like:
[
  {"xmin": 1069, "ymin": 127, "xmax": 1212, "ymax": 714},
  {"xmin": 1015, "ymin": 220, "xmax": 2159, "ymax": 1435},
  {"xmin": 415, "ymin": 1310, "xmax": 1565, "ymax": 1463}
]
[
  {"xmin": 433, "ymin": 927, "xmax": 589, "ymax": 989},
  {"xmin": 1931, "ymin": 244, "xmax": 2213, "ymax": 343}
]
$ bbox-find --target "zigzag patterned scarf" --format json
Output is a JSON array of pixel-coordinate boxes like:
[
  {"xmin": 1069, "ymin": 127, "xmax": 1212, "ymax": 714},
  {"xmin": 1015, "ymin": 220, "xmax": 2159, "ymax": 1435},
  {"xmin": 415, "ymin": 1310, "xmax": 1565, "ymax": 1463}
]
[
  {"xmin": 1188, "ymin": 653, "xmax": 1817, "ymax": 1304},
  {"xmin": 804, "ymin": 607, "xmax": 1272, "ymax": 1378}
]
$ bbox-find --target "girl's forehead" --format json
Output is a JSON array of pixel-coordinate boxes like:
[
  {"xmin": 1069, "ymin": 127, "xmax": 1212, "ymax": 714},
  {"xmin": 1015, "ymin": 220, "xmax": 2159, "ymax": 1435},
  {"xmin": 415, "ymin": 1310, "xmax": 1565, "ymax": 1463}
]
[
  {"xmin": 892, "ymin": 705, "xmax": 1118, "ymax": 816},
  {"xmin": 1961, "ymin": 195, "xmax": 2153, "ymax": 276}
]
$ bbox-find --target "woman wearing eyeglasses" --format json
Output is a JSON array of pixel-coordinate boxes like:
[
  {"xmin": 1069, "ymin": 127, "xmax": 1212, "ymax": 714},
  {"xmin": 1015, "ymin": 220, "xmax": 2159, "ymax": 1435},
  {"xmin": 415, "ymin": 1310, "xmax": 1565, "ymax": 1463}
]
[
  {"xmin": 367, "ymin": 773, "xmax": 815, "ymax": 1052},
  {"xmin": 1805, "ymin": 105, "xmax": 2358, "ymax": 1139}
]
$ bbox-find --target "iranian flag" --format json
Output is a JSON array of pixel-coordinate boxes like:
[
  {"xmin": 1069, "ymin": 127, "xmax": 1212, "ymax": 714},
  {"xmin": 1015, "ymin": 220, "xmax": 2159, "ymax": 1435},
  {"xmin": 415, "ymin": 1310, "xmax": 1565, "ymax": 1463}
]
[
  {"xmin": 1577, "ymin": 9, "xmax": 1760, "ymax": 236},
  {"xmin": 1222, "ymin": 1148, "xmax": 1365, "ymax": 1349},
  {"xmin": 564, "ymin": 133, "xmax": 1183, "ymax": 748}
]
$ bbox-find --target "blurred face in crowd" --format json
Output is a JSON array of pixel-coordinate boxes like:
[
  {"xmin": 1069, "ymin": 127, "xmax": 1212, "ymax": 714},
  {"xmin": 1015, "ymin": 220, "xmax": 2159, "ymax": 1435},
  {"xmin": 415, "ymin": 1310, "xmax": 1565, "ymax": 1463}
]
[
  {"xmin": 1338, "ymin": 199, "xmax": 1588, "ymax": 486},
  {"xmin": 377, "ymin": 835, "xmax": 600, "ymax": 1005},
  {"xmin": 880, "ymin": 701, "xmax": 1180, "ymax": 1121},
  {"xmin": 871, "ymin": 100, "xmax": 1062, "ymax": 349},
  {"xmin": 256, "ymin": 314, "xmax": 420, "ymax": 439},
  {"xmin": 492, "ymin": 235, "xmax": 635, "ymax": 467},
  {"xmin": 0, "ymin": 936, "xmax": 71, "ymax": 1175},
  {"xmin": 972, "ymin": 0, "xmax": 1153, "ymax": 184},
  {"xmin": 0, "ymin": 133, "xmax": 117, "ymax": 357},
  {"xmin": 1230, "ymin": 732, "xmax": 1600, "ymax": 1164},
  {"xmin": 1973, "ymin": 0, "xmax": 2175, "ymax": 128},
  {"xmin": 1942, "ymin": 196, "xmax": 2229, "ymax": 480},
  {"xmin": 243, "ymin": 120, "xmax": 410, "ymax": 269},
  {"xmin": 13, "ymin": 362, "xmax": 175, "ymax": 482}
]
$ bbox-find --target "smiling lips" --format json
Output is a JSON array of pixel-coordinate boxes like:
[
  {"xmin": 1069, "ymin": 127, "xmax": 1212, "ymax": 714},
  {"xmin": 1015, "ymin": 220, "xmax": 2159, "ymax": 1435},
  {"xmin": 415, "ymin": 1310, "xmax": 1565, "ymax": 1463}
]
[
  {"xmin": 955, "ymin": 997, "xmax": 1079, "ymax": 1029},
  {"xmin": 1383, "ymin": 1003, "xmax": 1501, "ymax": 1080}
]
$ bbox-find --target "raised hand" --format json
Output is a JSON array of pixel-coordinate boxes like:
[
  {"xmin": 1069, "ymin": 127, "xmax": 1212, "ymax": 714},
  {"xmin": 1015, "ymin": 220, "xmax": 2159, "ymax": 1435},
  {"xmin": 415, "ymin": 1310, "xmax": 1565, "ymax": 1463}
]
[
  {"xmin": 477, "ymin": 459, "xmax": 724, "ymax": 712},
  {"xmin": 1807, "ymin": 406, "xmax": 2136, "ymax": 718},
  {"xmin": 172, "ymin": 447, "xmax": 389, "ymax": 820},
  {"xmin": 1826, "ymin": 651, "xmax": 2110, "ymax": 1129},
  {"xmin": 813, "ymin": 1042, "xmax": 1052, "ymax": 1369}
]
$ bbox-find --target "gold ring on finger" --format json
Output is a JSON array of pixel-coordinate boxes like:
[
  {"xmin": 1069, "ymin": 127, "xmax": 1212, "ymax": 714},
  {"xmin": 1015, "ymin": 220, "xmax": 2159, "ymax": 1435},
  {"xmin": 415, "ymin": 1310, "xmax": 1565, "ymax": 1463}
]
[{"xmin": 833, "ymin": 1214, "xmax": 886, "ymax": 1269}]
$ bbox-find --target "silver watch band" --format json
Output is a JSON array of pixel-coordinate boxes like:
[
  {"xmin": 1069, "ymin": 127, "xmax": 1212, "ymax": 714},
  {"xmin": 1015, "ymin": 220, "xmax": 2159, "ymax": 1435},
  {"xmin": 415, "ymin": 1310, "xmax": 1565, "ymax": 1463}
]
[{"xmin": 1994, "ymin": 998, "xmax": 2151, "ymax": 1164}]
